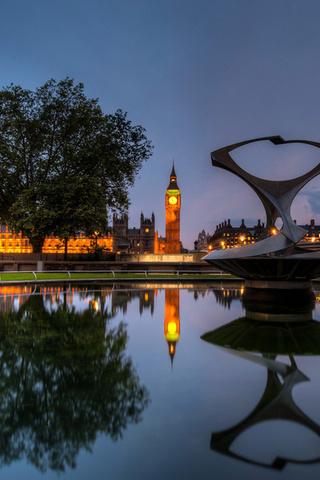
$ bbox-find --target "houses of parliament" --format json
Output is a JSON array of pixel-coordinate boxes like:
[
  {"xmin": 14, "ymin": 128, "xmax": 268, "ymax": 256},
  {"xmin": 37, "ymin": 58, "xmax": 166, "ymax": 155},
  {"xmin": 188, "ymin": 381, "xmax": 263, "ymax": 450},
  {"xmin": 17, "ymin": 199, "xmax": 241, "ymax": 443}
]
[{"xmin": 0, "ymin": 165, "xmax": 181, "ymax": 256}]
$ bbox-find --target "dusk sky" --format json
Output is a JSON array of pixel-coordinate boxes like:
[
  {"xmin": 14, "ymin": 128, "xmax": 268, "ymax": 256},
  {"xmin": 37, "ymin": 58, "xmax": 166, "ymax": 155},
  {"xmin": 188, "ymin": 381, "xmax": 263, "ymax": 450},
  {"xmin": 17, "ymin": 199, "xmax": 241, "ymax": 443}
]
[{"xmin": 1, "ymin": 0, "xmax": 320, "ymax": 248}]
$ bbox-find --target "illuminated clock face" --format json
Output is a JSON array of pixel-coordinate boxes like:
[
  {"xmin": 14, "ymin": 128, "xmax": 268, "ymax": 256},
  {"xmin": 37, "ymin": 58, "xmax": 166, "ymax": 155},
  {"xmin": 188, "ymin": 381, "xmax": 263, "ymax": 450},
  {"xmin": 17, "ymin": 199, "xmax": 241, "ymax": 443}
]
[{"xmin": 169, "ymin": 196, "xmax": 177, "ymax": 205}]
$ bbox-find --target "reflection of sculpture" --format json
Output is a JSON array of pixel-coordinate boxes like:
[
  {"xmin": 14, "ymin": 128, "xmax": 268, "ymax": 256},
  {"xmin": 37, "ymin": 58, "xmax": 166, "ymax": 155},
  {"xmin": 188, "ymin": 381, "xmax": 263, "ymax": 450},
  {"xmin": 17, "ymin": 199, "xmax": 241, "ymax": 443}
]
[
  {"xmin": 164, "ymin": 289, "xmax": 180, "ymax": 368},
  {"xmin": 205, "ymin": 136, "xmax": 320, "ymax": 281},
  {"xmin": 0, "ymin": 290, "xmax": 150, "ymax": 473},
  {"xmin": 202, "ymin": 319, "xmax": 320, "ymax": 469}
]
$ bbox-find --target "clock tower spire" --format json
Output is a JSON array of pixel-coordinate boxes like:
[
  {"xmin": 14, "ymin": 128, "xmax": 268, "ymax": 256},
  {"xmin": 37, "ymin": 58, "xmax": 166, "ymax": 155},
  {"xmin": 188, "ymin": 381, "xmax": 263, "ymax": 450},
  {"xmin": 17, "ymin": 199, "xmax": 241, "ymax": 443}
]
[{"xmin": 165, "ymin": 162, "xmax": 181, "ymax": 253}]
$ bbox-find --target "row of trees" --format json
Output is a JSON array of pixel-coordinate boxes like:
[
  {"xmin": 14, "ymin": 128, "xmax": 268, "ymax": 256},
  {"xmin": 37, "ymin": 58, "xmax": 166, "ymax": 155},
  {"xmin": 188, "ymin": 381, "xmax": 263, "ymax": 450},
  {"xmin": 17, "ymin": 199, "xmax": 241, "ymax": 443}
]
[{"xmin": 0, "ymin": 78, "xmax": 153, "ymax": 253}]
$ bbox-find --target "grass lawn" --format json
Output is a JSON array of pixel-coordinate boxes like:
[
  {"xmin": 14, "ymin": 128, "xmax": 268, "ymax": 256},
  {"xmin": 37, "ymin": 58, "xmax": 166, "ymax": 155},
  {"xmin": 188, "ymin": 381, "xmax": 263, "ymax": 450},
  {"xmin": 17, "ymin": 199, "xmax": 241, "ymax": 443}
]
[{"xmin": 0, "ymin": 271, "xmax": 238, "ymax": 282}]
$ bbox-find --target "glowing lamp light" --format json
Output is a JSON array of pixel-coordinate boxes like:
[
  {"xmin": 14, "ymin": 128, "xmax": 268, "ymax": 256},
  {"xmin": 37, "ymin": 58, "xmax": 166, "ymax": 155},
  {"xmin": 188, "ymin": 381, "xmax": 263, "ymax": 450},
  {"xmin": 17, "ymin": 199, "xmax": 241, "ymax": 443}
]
[
  {"xmin": 240, "ymin": 236, "xmax": 245, "ymax": 242},
  {"xmin": 312, "ymin": 237, "xmax": 316, "ymax": 242},
  {"xmin": 272, "ymin": 228, "xmax": 277, "ymax": 235}
]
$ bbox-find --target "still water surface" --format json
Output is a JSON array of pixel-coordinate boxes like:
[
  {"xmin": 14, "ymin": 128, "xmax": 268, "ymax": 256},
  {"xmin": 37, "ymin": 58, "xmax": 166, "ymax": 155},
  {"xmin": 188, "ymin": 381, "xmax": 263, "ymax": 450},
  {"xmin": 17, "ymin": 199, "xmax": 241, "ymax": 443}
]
[{"xmin": 0, "ymin": 282, "xmax": 320, "ymax": 480}]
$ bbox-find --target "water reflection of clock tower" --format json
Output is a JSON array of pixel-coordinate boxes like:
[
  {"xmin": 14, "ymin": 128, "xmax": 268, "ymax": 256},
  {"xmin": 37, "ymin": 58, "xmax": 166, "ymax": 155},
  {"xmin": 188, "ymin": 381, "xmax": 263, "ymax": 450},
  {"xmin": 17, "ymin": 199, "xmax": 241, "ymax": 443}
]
[{"xmin": 165, "ymin": 164, "xmax": 181, "ymax": 254}]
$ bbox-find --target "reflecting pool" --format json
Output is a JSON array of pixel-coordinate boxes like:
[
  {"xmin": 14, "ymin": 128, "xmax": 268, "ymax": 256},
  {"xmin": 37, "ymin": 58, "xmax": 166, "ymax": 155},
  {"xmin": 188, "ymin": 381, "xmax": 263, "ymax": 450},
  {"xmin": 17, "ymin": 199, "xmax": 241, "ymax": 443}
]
[{"xmin": 0, "ymin": 282, "xmax": 320, "ymax": 480}]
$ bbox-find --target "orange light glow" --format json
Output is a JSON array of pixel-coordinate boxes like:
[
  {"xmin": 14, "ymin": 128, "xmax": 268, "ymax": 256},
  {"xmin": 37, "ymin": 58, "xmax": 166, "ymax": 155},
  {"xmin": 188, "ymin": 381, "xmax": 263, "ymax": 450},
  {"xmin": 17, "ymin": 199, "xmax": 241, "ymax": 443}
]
[
  {"xmin": 168, "ymin": 321, "xmax": 177, "ymax": 334},
  {"xmin": 92, "ymin": 300, "xmax": 99, "ymax": 311}
]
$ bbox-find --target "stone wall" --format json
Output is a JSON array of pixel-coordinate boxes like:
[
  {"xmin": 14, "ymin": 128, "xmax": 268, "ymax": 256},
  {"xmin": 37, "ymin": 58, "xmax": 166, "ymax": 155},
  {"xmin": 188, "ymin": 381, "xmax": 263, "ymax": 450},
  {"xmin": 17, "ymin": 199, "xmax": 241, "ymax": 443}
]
[{"xmin": 119, "ymin": 253, "xmax": 207, "ymax": 262}]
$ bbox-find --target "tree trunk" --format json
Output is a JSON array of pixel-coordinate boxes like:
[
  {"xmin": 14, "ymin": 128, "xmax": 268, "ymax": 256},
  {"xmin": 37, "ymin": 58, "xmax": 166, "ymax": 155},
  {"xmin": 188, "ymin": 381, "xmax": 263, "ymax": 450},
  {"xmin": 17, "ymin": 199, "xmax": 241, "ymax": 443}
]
[
  {"xmin": 30, "ymin": 236, "xmax": 45, "ymax": 256},
  {"xmin": 64, "ymin": 237, "xmax": 69, "ymax": 261}
]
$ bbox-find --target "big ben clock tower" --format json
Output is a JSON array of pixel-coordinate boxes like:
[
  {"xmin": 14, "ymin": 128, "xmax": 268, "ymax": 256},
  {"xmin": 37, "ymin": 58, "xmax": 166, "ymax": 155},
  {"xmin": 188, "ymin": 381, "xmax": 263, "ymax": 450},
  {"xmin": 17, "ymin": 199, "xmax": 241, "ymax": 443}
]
[{"xmin": 165, "ymin": 163, "xmax": 181, "ymax": 254}]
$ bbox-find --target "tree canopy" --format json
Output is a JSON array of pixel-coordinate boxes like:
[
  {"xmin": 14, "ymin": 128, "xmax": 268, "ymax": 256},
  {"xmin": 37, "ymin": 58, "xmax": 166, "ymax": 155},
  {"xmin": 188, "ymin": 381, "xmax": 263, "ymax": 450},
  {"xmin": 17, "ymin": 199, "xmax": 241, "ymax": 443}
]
[{"xmin": 0, "ymin": 78, "xmax": 153, "ymax": 253}]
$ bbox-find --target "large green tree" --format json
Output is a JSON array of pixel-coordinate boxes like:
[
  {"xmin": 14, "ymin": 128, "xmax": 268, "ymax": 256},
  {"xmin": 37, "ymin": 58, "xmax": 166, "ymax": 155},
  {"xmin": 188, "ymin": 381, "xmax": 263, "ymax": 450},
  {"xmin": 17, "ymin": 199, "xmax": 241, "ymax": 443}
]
[{"xmin": 0, "ymin": 78, "xmax": 153, "ymax": 253}]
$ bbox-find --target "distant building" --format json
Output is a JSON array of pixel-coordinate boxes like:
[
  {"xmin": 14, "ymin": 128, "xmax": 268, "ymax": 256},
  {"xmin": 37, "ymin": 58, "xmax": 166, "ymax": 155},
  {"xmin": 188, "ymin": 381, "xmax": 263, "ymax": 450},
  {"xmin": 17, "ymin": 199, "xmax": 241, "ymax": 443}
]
[
  {"xmin": 112, "ymin": 212, "xmax": 157, "ymax": 254},
  {"xmin": 208, "ymin": 219, "xmax": 266, "ymax": 250},
  {"xmin": 299, "ymin": 219, "xmax": 320, "ymax": 246},
  {"xmin": 194, "ymin": 230, "xmax": 211, "ymax": 252},
  {"xmin": 196, "ymin": 218, "xmax": 320, "ymax": 251}
]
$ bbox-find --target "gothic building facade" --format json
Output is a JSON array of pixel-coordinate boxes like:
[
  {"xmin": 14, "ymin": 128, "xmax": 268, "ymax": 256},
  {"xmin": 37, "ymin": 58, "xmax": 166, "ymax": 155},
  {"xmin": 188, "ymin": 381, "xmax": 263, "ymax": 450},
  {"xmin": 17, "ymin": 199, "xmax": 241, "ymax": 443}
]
[
  {"xmin": 112, "ymin": 212, "xmax": 157, "ymax": 254},
  {"xmin": 164, "ymin": 164, "xmax": 181, "ymax": 253},
  {"xmin": 111, "ymin": 164, "xmax": 181, "ymax": 255}
]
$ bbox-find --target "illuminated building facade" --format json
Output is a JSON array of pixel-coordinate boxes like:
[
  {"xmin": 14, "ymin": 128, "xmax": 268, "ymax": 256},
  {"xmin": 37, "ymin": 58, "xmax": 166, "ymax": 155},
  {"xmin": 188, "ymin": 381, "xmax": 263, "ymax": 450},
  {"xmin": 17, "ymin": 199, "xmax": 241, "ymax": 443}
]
[
  {"xmin": 209, "ymin": 219, "xmax": 265, "ymax": 251},
  {"xmin": 0, "ymin": 225, "xmax": 32, "ymax": 253},
  {"xmin": 164, "ymin": 164, "xmax": 181, "ymax": 253},
  {"xmin": 197, "ymin": 218, "xmax": 320, "ymax": 252},
  {"xmin": 43, "ymin": 232, "xmax": 113, "ymax": 254},
  {"xmin": 299, "ymin": 219, "xmax": 320, "ymax": 245},
  {"xmin": 0, "ymin": 225, "xmax": 113, "ymax": 255}
]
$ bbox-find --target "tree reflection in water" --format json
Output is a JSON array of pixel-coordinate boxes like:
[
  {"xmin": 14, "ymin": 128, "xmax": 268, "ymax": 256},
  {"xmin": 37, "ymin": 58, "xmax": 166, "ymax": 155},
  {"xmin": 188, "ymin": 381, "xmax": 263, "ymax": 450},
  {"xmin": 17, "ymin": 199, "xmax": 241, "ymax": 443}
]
[{"xmin": 0, "ymin": 287, "xmax": 150, "ymax": 473}]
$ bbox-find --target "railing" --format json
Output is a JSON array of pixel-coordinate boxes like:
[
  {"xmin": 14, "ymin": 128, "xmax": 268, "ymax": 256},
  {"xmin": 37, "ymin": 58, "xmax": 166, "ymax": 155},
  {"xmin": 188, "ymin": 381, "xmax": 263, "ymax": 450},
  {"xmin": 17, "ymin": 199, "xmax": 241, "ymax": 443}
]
[{"xmin": 0, "ymin": 269, "xmax": 235, "ymax": 283}]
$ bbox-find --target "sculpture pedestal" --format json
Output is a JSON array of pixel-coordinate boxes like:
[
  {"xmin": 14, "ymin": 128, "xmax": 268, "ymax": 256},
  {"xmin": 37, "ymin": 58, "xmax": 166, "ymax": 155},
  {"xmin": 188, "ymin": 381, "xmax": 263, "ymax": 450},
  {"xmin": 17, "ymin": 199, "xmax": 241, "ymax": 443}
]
[{"xmin": 245, "ymin": 279, "xmax": 313, "ymax": 290}]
